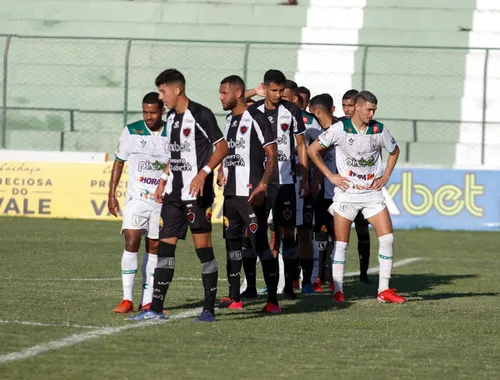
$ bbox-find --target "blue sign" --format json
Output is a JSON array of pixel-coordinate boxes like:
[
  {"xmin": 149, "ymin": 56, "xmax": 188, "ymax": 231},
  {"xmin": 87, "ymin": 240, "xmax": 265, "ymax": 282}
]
[{"xmin": 384, "ymin": 168, "xmax": 500, "ymax": 231}]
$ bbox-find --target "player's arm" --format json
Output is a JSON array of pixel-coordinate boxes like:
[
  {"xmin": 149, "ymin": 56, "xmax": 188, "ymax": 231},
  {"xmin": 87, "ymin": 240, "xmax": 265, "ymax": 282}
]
[
  {"xmin": 372, "ymin": 127, "xmax": 399, "ymax": 190},
  {"xmin": 292, "ymin": 104, "xmax": 309, "ymax": 197},
  {"xmin": 108, "ymin": 128, "xmax": 129, "ymax": 217},
  {"xmin": 155, "ymin": 160, "xmax": 170, "ymax": 203},
  {"xmin": 190, "ymin": 109, "xmax": 229, "ymax": 198},
  {"xmin": 244, "ymin": 83, "xmax": 265, "ymax": 101}
]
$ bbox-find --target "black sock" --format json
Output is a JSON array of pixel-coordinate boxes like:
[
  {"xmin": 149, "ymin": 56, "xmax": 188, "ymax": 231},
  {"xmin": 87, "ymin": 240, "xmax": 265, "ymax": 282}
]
[
  {"xmin": 282, "ymin": 237, "xmax": 297, "ymax": 291},
  {"xmin": 358, "ymin": 239, "xmax": 370, "ymax": 275},
  {"xmin": 295, "ymin": 256, "xmax": 301, "ymax": 282},
  {"xmin": 300, "ymin": 258, "xmax": 313, "ymax": 286},
  {"xmin": 259, "ymin": 250, "xmax": 279, "ymax": 305},
  {"xmin": 242, "ymin": 237, "xmax": 257, "ymax": 291},
  {"xmin": 196, "ymin": 247, "xmax": 218, "ymax": 314},
  {"xmin": 318, "ymin": 249, "xmax": 327, "ymax": 283},
  {"xmin": 226, "ymin": 239, "xmax": 243, "ymax": 302},
  {"xmin": 325, "ymin": 241, "xmax": 333, "ymax": 283},
  {"xmin": 151, "ymin": 242, "xmax": 176, "ymax": 313}
]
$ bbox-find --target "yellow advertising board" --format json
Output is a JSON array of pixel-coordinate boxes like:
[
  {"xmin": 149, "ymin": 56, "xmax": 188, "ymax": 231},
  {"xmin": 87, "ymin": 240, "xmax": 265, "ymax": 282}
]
[{"xmin": 0, "ymin": 161, "xmax": 224, "ymax": 222}]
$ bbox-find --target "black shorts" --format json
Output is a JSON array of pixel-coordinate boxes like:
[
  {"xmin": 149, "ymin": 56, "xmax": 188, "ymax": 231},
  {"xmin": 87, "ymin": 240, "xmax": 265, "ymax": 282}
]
[
  {"xmin": 314, "ymin": 197, "xmax": 334, "ymax": 236},
  {"xmin": 266, "ymin": 183, "xmax": 296, "ymax": 228},
  {"xmin": 223, "ymin": 196, "xmax": 269, "ymax": 252},
  {"xmin": 296, "ymin": 194, "xmax": 314, "ymax": 229},
  {"xmin": 159, "ymin": 194, "xmax": 212, "ymax": 240}
]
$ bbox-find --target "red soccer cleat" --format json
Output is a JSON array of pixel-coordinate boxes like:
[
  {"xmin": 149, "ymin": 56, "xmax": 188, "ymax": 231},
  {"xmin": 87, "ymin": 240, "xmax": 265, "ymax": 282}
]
[
  {"xmin": 377, "ymin": 289, "xmax": 406, "ymax": 304},
  {"xmin": 113, "ymin": 300, "xmax": 134, "ymax": 313},
  {"xmin": 333, "ymin": 291, "xmax": 345, "ymax": 303},
  {"xmin": 262, "ymin": 302, "xmax": 282, "ymax": 314},
  {"xmin": 312, "ymin": 282, "xmax": 323, "ymax": 293}
]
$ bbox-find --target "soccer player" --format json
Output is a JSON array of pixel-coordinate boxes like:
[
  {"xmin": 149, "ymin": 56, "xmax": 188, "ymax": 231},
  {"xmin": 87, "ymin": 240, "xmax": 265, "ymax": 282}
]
[
  {"xmin": 108, "ymin": 92, "xmax": 168, "ymax": 313},
  {"xmin": 296, "ymin": 86, "xmax": 311, "ymax": 111},
  {"xmin": 283, "ymin": 79, "xmax": 322, "ymax": 294},
  {"xmin": 308, "ymin": 91, "xmax": 406, "ymax": 304},
  {"xmin": 246, "ymin": 70, "xmax": 308, "ymax": 299},
  {"xmin": 129, "ymin": 69, "xmax": 229, "ymax": 322},
  {"xmin": 218, "ymin": 75, "xmax": 280, "ymax": 313},
  {"xmin": 340, "ymin": 89, "xmax": 372, "ymax": 283}
]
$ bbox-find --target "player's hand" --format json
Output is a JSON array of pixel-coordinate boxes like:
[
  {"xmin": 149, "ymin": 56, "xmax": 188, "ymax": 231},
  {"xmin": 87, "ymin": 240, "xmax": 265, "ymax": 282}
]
[
  {"xmin": 217, "ymin": 171, "xmax": 226, "ymax": 188},
  {"xmin": 299, "ymin": 179, "xmax": 309, "ymax": 198},
  {"xmin": 190, "ymin": 171, "xmax": 207, "ymax": 198},
  {"xmin": 107, "ymin": 195, "xmax": 120, "ymax": 217},
  {"xmin": 371, "ymin": 175, "xmax": 389, "ymax": 190},
  {"xmin": 155, "ymin": 180, "xmax": 166, "ymax": 203},
  {"xmin": 310, "ymin": 179, "xmax": 321, "ymax": 200},
  {"xmin": 327, "ymin": 174, "xmax": 350, "ymax": 191},
  {"xmin": 255, "ymin": 83, "xmax": 266, "ymax": 97},
  {"xmin": 248, "ymin": 183, "xmax": 267, "ymax": 208}
]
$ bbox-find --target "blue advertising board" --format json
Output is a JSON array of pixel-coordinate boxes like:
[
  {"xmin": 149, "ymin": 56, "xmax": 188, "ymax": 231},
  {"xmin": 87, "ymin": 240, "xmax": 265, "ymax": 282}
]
[{"xmin": 384, "ymin": 168, "xmax": 500, "ymax": 231}]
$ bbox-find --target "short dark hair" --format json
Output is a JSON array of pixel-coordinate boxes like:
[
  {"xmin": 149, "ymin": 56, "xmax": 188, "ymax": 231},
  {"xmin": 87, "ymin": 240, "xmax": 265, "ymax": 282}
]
[
  {"xmin": 263, "ymin": 69, "xmax": 286, "ymax": 85},
  {"xmin": 142, "ymin": 92, "xmax": 163, "ymax": 109},
  {"xmin": 220, "ymin": 75, "xmax": 245, "ymax": 91},
  {"xmin": 296, "ymin": 86, "xmax": 311, "ymax": 101},
  {"xmin": 285, "ymin": 79, "xmax": 298, "ymax": 91},
  {"xmin": 342, "ymin": 89, "xmax": 359, "ymax": 101},
  {"xmin": 309, "ymin": 93, "xmax": 333, "ymax": 112},
  {"xmin": 155, "ymin": 69, "xmax": 186, "ymax": 88},
  {"xmin": 296, "ymin": 93, "xmax": 304, "ymax": 107},
  {"xmin": 355, "ymin": 90, "xmax": 378, "ymax": 105}
]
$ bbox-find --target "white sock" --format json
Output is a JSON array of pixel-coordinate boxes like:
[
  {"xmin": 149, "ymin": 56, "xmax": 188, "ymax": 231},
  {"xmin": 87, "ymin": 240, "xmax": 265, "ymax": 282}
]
[
  {"xmin": 332, "ymin": 241, "xmax": 347, "ymax": 293},
  {"xmin": 311, "ymin": 240, "xmax": 319, "ymax": 282},
  {"xmin": 278, "ymin": 242, "xmax": 285, "ymax": 294},
  {"xmin": 378, "ymin": 233, "xmax": 394, "ymax": 292},
  {"xmin": 121, "ymin": 250, "xmax": 138, "ymax": 301},
  {"xmin": 141, "ymin": 253, "xmax": 157, "ymax": 306}
]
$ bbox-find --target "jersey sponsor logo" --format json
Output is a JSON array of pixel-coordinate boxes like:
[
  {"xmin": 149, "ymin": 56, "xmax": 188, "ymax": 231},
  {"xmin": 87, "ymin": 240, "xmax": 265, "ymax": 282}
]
[
  {"xmin": 205, "ymin": 207, "xmax": 212, "ymax": 222},
  {"xmin": 231, "ymin": 120, "xmax": 238, "ymax": 127},
  {"xmin": 302, "ymin": 116, "xmax": 308, "ymax": 123},
  {"xmin": 268, "ymin": 116, "xmax": 274, "ymax": 123},
  {"xmin": 227, "ymin": 138, "xmax": 246, "ymax": 149},
  {"xmin": 249, "ymin": 222, "xmax": 258, "ymax": 233},
  {"xmin": 187, "ymin": 211, "xmax": 195, "ymax": 223},
  {"xmin": 169, "ymin": 158, "xmax": 193, "ymax": 172},
  {"xmin": 165, "ymin": 141, "xmax": 191, "ymax": 153},
  {"xmin": 373, "ymin": 125, "xmax": 380, "ymax": 133},
  {"xmin": 283, "ymin": 209, "xmax": 292, "ymax": 220},
  {"xmin": 139, "ymin": 176, "xmax": 160, "ymax": 185},
  {"xmin": 346, "ymin": 157, "xmax": 375, "ymax": 167},
  {"xmin": 223, "ymin": 216, "xmax": 229, "ymax": 231},
  {"xmin": 223, "ymin": 154, "xmax": 245, "ymax": 167},
  {"xmin": 240, "ymin": 126, "xmax": 248, "ymax": 134},
  {"xmin": 281, "ymin": 124, "xmax": 289, "ymax": 131},
  {"xmin": 276, "ymin": 135, "xmax": 287, "ymax": 145},
  {"xmin": 277, "ymin": 150, "xmax": 288, "ymax": 162},
  {"xmin": 173, "ymin": 121, "xmax": 180, "ymax": 129},
  {"xmin": 138, "ymin": 160, "xmax": 167, "ymax": 172},
  {"xmin": 139, "ymin": 189, "xmax": 153, "ymax": 200},
  {"xmin": 348, "ymin": 170, "xmax": 375, "ymax": 181},
  {"xmin": 183, "ymin": 128, "xmax": 191, "ymax": 137}
]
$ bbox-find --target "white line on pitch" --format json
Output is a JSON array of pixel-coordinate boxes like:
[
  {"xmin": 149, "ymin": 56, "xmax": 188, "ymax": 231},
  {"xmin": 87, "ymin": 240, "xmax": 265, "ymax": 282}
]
[
  {"xmin": 0, "ymin": 258, "xmax": 423, "ymax": 283},
  {"xmin": 0, "ymin": 308, "xmax": 202, "ymax": 364},
  {"xmin": 0, "ymin": 320, "xmax": 102, "ymax": 329}
]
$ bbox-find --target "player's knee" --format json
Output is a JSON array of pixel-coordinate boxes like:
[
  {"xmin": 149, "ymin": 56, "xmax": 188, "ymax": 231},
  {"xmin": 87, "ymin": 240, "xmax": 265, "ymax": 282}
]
[
  {"xmin": 147, "ymin": 239, "xmax": 159, "ymax": 255},
  {"xmin": 315, "ymin": 232, "xmax": 328, "ymax": 250},
  {"xmin": 226, "ymin": 239, "xmax": 242, "ymax": 260},
  {"xmin": 333, "ymin": 241, "xmax": 348, "ymax": 261},
  {"xmin": 378, "ymin": 233, "xmax": 394, "ymax": 251},
  {"xmin": 196, "ymin": 247, "xmax": 217, "ymax": 274},
  {"xmin": 157, "ymin": 242, "xmax": 176, "ymax": 269},
  {"xmin": 257, "ymin": 248, "xmax": 274, "ymax": 261},
  {"xmin": 242, "ymin": 237, "xmax": 252, "ymax": 249}
]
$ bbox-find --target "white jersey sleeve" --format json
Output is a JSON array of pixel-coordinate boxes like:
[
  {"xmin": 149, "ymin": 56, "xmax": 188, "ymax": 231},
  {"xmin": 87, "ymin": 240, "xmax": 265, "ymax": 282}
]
[
  {"xmin": 317, "ymin": 121, "xmax": 343, "ymax": 149},
  {"xmin": 381, "ymin": 126, "xmax": 398, "ymax": 154},
  {"xmin": 115, "ymin": 127, "xmax": 130, "ymax": 162}
]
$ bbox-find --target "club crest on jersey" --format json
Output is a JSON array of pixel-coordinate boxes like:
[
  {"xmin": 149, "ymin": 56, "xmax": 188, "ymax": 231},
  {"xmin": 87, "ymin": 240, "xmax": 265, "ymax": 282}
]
[
  {"xmin": 205, "ymin": 207, "xmax": 212, "ymax": 222},
  {"xmin": 187, "ymin": 211, "xmax": 195, "ymax": 223},
  {"xmin": 140, "ymin": 138, "xmax": 147, "ymax": 148},
  {"xmin": 249, "ymin": 222, "xmax": 258, "ymax": 233},
  {"xmin": 240, "ymin": 126, "xmax": 248, "ymax": 134},
  {"xmin": 281, "ymin": 124, "xmax": 289, "ymax": 131},
  {"xmin": 305, "ymin": 212, "xmax": 313, "ymax": 223},
  {"xmin": 283, "ymin": 209, "xmax": 292, "ymax": 220},
  {"xmin": 183, "ymin": 128, "xmax": 191, "ymax": 137},
  {"xmin": 348, "ymin": 137, "xmax": 354, "ymax": 145},
  {"xmin": 223, "ymin": 216, "xmax": 229, "ymax": 231}
]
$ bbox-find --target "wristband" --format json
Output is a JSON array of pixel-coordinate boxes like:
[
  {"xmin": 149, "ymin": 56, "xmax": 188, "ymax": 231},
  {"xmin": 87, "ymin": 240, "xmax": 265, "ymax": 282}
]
[
  {"xmin": 202, "ymin": 166, "xmax": 212, "ymax": 174},
  {"xmin": 160, "ymin": 173, "xmax": 168, "ymax": 181}
]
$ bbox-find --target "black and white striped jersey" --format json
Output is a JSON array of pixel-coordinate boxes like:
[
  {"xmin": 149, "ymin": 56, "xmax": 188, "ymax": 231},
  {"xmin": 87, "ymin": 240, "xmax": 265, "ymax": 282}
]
[
  {"xmin": 164, "ymin": 100, "xmax": 224, "ymax": 201},
  {"xmin": 249, "ymin": 99, "xmax": 306, "ymax": 185},
  {"xmin": 222, "ymin": 109, "xmax": 275, "ymax": 197}
]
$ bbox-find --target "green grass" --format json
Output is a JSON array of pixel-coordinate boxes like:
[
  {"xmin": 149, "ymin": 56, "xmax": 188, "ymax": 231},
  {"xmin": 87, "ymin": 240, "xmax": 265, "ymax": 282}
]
[{"xmin": 0, "ymin": 217, "xmax": 499, "ymax": 379}]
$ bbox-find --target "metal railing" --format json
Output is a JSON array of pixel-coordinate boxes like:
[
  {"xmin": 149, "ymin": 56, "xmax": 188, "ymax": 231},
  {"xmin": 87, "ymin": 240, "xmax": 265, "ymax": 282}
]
[{"xmin": 1, "ymin": 35, "xmax": 498, "ymax": 165}]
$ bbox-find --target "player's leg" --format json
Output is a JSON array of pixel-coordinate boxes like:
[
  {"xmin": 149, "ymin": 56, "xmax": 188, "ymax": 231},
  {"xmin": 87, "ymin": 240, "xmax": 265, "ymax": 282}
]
[
  {"xmin": 248, "ymin": 201, "xmax": 281, "ymax": 314},
  {"xmin": 312, "ymin": 198, "xmax": 330, "ymax": 292},
  {"xmin": 274, "ymin": 184, "xmax": 298, "ymax": 299},
  {"xmin": 329, "ymin": 201, "xmax": 357, "ymax": 302},
  {"xmin": 297, "ymin": 199, "xmax": 314, "ymax": 294},
  {"xmin": 354, "ymin": 212, "xmax": 371, "ymax": 284},
  {"xmin": 189, "ymin": 202, "xmax": 218, "ymax": 322},
  {"xmin": 114, "ymin": 202, "xmax": 146, "ymax": 313},
  {"xmin": 241, "ymin": 228, "xmax": 258, "ymax": 299},
  {"xmin": 365, "ymin": 204, "xmax": 406, "ymax": 303},
  {"xmin": 220, "ymin": 196, "xmax": 244, "ymax": 308},
  {"xmin": 139, "ymin": 237, "xmax": 158, "ymax": 311}
]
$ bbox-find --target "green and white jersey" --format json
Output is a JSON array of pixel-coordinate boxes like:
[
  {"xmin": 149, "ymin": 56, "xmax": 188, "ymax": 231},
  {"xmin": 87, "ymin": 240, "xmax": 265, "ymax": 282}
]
[
  {"xmin": 115, "ymin": 120, "xmax": 169, "ymax": 204},
  {"xmin": 317, "ymin": 118, "xmax": 397, "ymax": 198}
]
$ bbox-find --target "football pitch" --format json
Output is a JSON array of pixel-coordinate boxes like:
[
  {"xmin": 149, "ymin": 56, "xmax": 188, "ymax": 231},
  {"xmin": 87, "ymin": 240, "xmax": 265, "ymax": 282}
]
[{"xmin": 0, "ymin": 217, "xmax": 499, "ymax": 379}]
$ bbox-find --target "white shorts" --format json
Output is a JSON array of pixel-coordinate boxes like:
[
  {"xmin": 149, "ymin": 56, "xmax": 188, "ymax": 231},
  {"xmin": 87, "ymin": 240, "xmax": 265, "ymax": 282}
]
[
  {"xmin": 328, "ymin": 192, "xmax": 386, "ymax": 222},
  {"xmin": 121, "ymin": 200, "xmax": 162, "ymax": 239}
]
